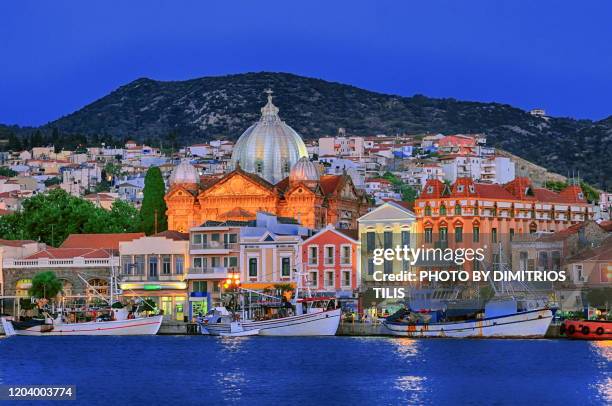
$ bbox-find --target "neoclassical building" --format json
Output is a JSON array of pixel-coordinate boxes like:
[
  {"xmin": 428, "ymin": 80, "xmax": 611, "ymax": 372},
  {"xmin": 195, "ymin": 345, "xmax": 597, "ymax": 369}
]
[{"xmin": 165, "ymin": 93, "xmax": 369, "ymax": 231}]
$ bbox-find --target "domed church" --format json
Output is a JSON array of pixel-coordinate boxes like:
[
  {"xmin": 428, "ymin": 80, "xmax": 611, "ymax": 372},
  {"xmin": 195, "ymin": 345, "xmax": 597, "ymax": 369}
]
[{"xmin": 165, "ymin": 91, "xmax": 369, "ymax": 232}]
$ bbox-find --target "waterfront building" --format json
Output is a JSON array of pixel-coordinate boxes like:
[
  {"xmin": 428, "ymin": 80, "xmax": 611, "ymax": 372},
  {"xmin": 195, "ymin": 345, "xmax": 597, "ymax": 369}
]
[
  {"xmin": 1, "ymin": 233, "xmax": 143, "ymax": 314},
  {"xmin": 165, "ymin": 94, "xmax": 369, "ymax": 231},
  {"xmin": 118, "ymin": 231, "xmax": 189, "ymax": 321},
  {"xmin": 186, "ymin": 212, "xmax": 310, "ymax": 319},
  {"xmin": 357, "ymin": 201, "xmax": 417, "ymax": 310},
  {"xmin": 301, "ymin": 225, "xmax": 360, "ymax": 311},
  {"xmin": 414, "ymin": 177, "xmax": 594, "ymax": 272},
  {"xmin": 559, "ymin": 238, "xmax": 611, "ymax": 310}
]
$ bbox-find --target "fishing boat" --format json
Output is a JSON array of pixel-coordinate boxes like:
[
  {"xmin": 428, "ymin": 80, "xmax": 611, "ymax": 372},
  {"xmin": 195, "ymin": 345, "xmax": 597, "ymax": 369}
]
[
  {"xmin": 384, "ymin": 248, "xmax": 554, "ymax": 338},
  {"xmin": 11, "ymin": 308, "xmax": 163, "ymax": 336},
  {"xmin": 218, "ymin": 322, "xmax": 260, "ymax": 337},
  {"xmin": 383, "ymin": 297, "xmax": 553, "ymax": 338},
  {"xmin": 202, "ymin": 297, "xmax": 341, "ymax": 336},
  {"xmin": 560, "ymin": 319, "xmax": 612, "ymax": 340},
  {"xmin": 9, "ymin": 256, "xmax": 163, "ymax": 336}
]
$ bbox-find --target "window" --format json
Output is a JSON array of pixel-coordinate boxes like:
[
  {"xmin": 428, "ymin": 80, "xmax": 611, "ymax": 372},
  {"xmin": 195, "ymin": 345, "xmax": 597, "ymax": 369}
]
[
  {"xmin": 574, "ymin": 264, "xmax": 585, "ymax": 282},
  {"xmin": 491, "ymin": 228, "xmax": 497, "ymax": 243},
  {"xmin": 457, "ymin": 185, "xmax": 464, "ymax": 193},
  {"xmin": 538, "ymin": 252, "xmax": 548, "ymax": 270},
  {"xmin": 439, "ymin": 205, "xmax": 447, "ymax": 215},
  {"xmin": 211, "ymin": 233, "xmax": 220, "ymax": 242},
  {"xmin": 193, "ymin": 257, "xmax": 205, "ymax": 269},
  {"xmin": 248, "ymin": 258, "xmax": 258, "ymax": 278},
  {"xmin": 341, "ymin": 245, "xmax": 351, "ymax": 265},
  {"xmin": 134, "ymin": 255, "xmax": 145, "ymax": 275},
  {"xmin": 469, "ymin": 185, "xmax": 475, "ymax": 194},
  {"xmin": 225, "ymin": 233, "xmax": 237, "ymax": 244},
  {"xmin": 519, "ymin": 252, "xmax": 528, "ymax": 272},
  {"xmin": 455, "ymin": 226, "xmax": 463, "ymax": 243},
  {"xmin": 309, "ymin": 271, "xmax": 318, "ymax": 287},
  {"xmin": 366, "ymin": 232, "xmax": 375, "ymax": 252},
  {"xmin": 425, "ymin": 228, "xmax": 433, "ymax": 243},
  {"xmin": 325, "ymin": 271, "xmax": 334, "ymax": 287},
  {"xmin": 308, "ymin": 246, "xmax": 318, "ymax": 265},
  {"xmin": 255, "ymin": 161, "xmax": 263, "ymax": 173},
  {"xmin": 509, "ymin": 229, "xmax": 514, "ymax": 241},
  {"xmin": 473, "ymin": 226, "xmax": 480, "ymax": 243},
  {"xmin": 224, "ymin": 256, "xmax": 238, "ymax": 268},
  {"xmin": 401, "ymin": 230, "xmax": 410, "ymax": 247},
  {"xmin": 193, "ymin": 281, "xmax": 207, "ymax": 293},
  {"xmin": 162, "ymin": 256, "xmax": 171, "ymax": 275},
  {"xmin": 211, "ymin": 256, "xmax": 220, "ymax": 267},
  {"xmin": 192, "ymin": 233, "xmax": 202, "ymax": 245},
  {"xmin": 121, "ymin": 256, "xmax": 132, "ymax": 275},
  {"xmin": 454, "ymin": 204, "xmax": 462, "ymax": 215},
  {"xmin": 384, "ymin": 231, "xmax": 393, "ymax": 249},
  {"xmin": 175, "ymin": 257, "xmax": 184, "ymax": 275},
  {"xmin": 342, "ymin": 271, "xmax": 351, "ymax": 287},
  {"xmin": 424, "ymin": 206, "xmax": 432, "ymax": 216},
  {"xmin": 324, "ymin": 246, "xmax": 335, "ymax": 265},
  {"xmin": 473, "ymin": 260, "xmax": 480, "ymax": 273},
  {"xmin": 281, "ymin": 257, "xmax": 291, "ymax": 278},
  {"xmin": 384, "ymin": 260, "xmax": 393, "ymax": 274},
  {"xmin": 149, "ymin": 256, "xmax": 158, "ymax": 277},
  {"xmin": 367, "ymin": 259, "xmax": 374, "ymax": 275},
  {"xmin": 213, "ymin": 282, "xmax": 220, "ymax": 293},
  {"xmin": 439, "ymin": 227, "xmax": 448, "ymax": 242}
]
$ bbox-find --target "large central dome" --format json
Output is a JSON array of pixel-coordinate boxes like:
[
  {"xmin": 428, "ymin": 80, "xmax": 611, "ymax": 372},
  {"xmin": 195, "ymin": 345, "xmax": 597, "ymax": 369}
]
[{"xmin": 230, "ymin": 91, "xmax": 308, "ymax": 185}]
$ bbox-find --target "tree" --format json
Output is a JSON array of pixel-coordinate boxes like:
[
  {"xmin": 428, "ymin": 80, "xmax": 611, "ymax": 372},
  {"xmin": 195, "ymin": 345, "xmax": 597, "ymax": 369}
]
[
  {"xmin": 29, "ymin": 271, "xmax": 63, "ymax": 300},
  {"xmin": 0, "ymin": 189, "xmax": 142, "ymax": 245},
  {"xmin": 140, "ymin": 167, "xmax": 167, "ymax": 235},
  {"xmin": 44, "ymin": 177, "xmax": 61, "ymax": 187},
  {"xmin": 0, "ymin": 167, "xmax": 17, "ymax": 177}
]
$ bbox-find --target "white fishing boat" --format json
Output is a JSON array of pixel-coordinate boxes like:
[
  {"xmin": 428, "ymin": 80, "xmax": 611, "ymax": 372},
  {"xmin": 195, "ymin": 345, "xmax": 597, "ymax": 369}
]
[
  {"xmin": 11, "ymin": 308, "xmax": 163, "ymax": 336},
  {"xmin": 383, "ymin": 304, "xmax": 553, "ymax": 338},
  {"xmin": 218, "ymin": 322, "xmax": 260, "ymax": 337},
  {"xmin": 204, "ymin": 303, "xmax": 341, "ymax": 336}
]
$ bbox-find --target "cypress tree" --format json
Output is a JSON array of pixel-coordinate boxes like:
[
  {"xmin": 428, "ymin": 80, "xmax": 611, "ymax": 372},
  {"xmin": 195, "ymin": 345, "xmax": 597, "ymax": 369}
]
[{"xmin": 140, "ymin": 166, "xmax": 168, "ymax": 235}]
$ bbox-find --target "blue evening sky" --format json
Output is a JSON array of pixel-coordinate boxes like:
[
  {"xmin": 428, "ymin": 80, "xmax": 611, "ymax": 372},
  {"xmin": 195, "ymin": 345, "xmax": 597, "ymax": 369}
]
[{"xmin": 1, "ymin": 1, "xmax": 611, "ymax": 126}]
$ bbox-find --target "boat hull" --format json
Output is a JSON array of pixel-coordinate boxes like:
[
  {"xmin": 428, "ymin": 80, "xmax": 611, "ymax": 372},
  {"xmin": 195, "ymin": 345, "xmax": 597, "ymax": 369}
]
[
  {"xmin": 561, "ymin": 320, "xmax": 612, "ymax": 340},
  {"xmin": 13, "ymin": 315, "xmax": 163, "ymax": 336},
  {"xmin": 204, "ymin": 309, "xmax": 341, "ymax": 336},
  {"xmin": 383, "ymin": 309, "xmax": 553, "ymax": 338}
]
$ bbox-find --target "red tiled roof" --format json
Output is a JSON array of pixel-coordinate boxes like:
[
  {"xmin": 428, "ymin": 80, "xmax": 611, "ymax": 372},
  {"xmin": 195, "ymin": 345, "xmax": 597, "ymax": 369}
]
[
  {"xmin": 474, "ymin": 183, "xmax": 516, "ymax": 200},
  {"xmin": 420, "ymin": 179, "xmax": 446, "ymax": 199},
  {"xmin": 60, "ymin": 233, "xmax": 144, "ymax": 250},
  {"xmin": 0, "ymin": 239, "xmax": 36, "ymax": 247},
  {"xmin": 153, "ymin": 230, "xmax": 189, "ymax": 241},
  {"xmin": 319, "ymin": 175, "xmax": 343, "ymax": 195},
  {"xmin": 26, "ymin": 248, "xmax": 111, "ymax": 259}
]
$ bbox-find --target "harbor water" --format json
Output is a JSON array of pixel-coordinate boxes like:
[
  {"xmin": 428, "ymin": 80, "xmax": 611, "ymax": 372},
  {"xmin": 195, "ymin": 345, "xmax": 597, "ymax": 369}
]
[{"xmin": 0, "ymin": 336, "xmax": 610, "ymax": 405}]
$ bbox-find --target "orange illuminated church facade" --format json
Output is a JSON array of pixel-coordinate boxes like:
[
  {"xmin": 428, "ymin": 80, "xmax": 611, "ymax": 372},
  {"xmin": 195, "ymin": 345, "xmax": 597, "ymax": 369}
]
[{"xmin": 165, "ymin": 93, "xmax": 369, "ymax": 232}]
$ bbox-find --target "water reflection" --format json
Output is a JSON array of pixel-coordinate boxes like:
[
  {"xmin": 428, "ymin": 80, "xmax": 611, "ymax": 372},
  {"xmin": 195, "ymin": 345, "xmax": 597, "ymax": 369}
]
[
  {"xmin": 216, "ymin": 336, "xmax": 253, "ymax": 353},
  {"xmin": 590, "ymin": 341, "xmax": 612, "ymax": 404},
  {"xmin": 392, "ymin": 338, "xmax": 420, "ymax": 359},
  {"xmin": 395, "ymin": 375, "xmax": 427, "ymax": 404},
  {"xmin": 213, "ymin": 371, "xmax": 247, "ymax": 402}
]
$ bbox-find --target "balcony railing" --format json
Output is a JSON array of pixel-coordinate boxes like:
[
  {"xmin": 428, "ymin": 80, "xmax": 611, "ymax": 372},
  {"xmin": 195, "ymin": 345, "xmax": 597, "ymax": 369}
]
[
  {"xmin": 3, "ymin": 257, "xmax": 119, "ymax": 269},
  {"xmin": 188, "ymin": 267, "xmax": 236, "ymax": 277},
  {"xmin": 190, "ymin": 242, "xmax": 239, "ymax": 250}
]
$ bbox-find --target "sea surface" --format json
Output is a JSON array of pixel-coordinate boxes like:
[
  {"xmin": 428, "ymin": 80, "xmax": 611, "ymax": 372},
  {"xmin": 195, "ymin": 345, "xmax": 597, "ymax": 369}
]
[{"xmin": 0, "ymin": 336, "xmax": 610, "ymax": 405}]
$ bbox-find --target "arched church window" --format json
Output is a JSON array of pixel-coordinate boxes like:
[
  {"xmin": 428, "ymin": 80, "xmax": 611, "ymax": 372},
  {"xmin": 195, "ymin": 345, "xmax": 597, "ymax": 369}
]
[
  {"xmin": 439, "ymin": 205, "xmax": 447, "ymax": 215},
  {"xmin": 424, "ymin": 206, "xmax": 432, "ymax": 216}
]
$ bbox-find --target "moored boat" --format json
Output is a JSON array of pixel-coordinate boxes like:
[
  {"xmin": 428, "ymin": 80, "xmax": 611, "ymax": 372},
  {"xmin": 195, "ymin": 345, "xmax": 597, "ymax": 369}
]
[
  {"xmin": 11, "ymin": 309, "xmax": 163, "ymax": 336},
  {"xmin": 560, "ymin": 320, "xmax": 612, "ymax": 340},
  {"xmin": 384, "ymin": 308, "xmax": 553, "ymax": 338},
  {"xmin": 205, "ymin": 307, "xmax": 341, "ymax": 336}
]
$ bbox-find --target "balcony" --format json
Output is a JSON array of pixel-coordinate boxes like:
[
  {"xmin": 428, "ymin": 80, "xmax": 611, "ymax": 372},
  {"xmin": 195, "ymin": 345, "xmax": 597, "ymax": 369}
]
[
  {"xmin": 186, "ymin": 267, "xmax": 235, "ymax": 280},
  {"xmin": 189, "ymin": 242, "xmax": 239, "ymax": 253}
]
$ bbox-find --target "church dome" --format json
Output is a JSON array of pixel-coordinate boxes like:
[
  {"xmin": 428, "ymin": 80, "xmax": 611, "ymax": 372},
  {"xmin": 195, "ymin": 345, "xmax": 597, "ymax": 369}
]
[
  {"xmin": 289, "ymin": 157, "xmax": 320, "ymax": 185},
  {"xmin": 230, "ymin": 91, "xmax": 308, "ymax": 185},
  {"xmin": 169, "ymin": 160, "xmax": 200, "ymax": 187}
]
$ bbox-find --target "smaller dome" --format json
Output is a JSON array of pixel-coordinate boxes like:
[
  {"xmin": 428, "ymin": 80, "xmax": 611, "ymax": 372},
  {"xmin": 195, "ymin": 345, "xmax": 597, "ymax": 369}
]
[
  {"xmin": 169, "ymin": 160, "xmax": 200, "ymax": 187},
  {"xmin": 289, "ymin": 157, "xmax": 320, "ymax": 184}
]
